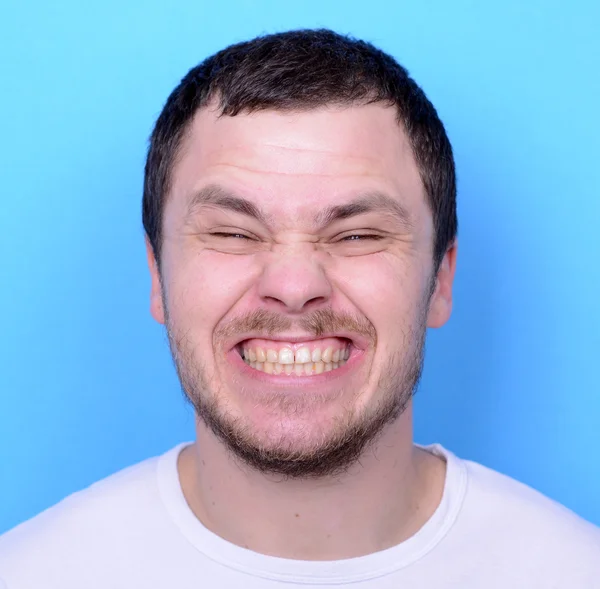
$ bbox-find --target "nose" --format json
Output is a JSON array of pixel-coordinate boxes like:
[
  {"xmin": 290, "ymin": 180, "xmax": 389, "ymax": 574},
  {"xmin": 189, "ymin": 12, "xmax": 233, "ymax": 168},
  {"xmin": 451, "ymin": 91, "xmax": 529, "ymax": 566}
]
[{"xmin": 257, "ymin": 247, "xmax": 332, "ymax": 313}]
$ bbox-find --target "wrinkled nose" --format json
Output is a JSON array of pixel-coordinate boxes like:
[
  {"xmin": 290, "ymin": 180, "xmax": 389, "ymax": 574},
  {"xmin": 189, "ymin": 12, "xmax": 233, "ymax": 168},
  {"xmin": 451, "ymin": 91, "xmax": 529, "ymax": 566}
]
[{"xmin": 256, "ymin": 247, "xmax": 332, "ymax": 313}]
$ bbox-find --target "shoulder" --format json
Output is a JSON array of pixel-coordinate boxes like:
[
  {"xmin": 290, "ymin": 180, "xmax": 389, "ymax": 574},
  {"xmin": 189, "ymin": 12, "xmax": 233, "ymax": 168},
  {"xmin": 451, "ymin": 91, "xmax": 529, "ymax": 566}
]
[
  {"xmin": 0, "ymin": 445, "xmax": 181, "ymax": 586},
  {"xmin": 462, "ymin": 456, "xmax": 600, "ymax": 538},
  {"xmin": 456, "ymin": 451, "xmax": 600, "ymax": 583}
]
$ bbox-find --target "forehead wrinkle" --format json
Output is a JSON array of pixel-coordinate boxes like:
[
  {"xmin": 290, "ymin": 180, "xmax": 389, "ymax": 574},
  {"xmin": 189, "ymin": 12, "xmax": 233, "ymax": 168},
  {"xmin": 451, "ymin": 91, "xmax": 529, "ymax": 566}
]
[{"xmin": 208, "ymin": 160, "xmax": 381, "ymax": 179}]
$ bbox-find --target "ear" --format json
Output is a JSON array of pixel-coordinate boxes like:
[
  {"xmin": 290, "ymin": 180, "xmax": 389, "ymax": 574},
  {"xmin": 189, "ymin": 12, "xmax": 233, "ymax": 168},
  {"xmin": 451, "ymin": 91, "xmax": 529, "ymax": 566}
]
[
  {"xmin": 427, "ymin": 241, "xmax": 458, "ymax": 328},
  {"xmin": 146, "ymin": 237, "xmax": 165, "ymax": 325}
]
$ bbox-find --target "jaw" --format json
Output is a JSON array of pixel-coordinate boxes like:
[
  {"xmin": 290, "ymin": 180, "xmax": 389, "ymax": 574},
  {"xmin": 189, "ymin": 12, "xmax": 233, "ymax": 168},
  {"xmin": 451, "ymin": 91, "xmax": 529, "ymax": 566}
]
[
  {"xmin": 193, "ymin": 346, "xmax": 412, "ymax": 479},
  {"xmin": 182, "ymin": 331, "xmax": 422, "ymax": 479}
]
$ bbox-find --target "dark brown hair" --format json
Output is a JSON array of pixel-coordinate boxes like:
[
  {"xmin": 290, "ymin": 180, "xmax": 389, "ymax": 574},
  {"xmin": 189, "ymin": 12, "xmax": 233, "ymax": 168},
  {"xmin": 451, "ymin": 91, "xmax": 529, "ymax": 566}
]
[{"xmin": 143, "ymin": 29, "xmax": 457, "ymax": 269}]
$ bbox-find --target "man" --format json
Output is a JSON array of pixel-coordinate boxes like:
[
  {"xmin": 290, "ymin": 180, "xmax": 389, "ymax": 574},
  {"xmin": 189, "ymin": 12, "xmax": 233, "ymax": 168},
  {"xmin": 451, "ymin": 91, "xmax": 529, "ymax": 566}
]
[{"xmin": 1, "ymin": 28, "xmax": 598, "ymax": 588}]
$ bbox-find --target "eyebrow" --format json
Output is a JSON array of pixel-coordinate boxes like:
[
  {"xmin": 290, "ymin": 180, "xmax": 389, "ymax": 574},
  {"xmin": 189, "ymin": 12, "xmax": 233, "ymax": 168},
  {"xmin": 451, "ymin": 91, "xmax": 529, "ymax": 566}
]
[
  {"xmin": 186, "ymin": 184, "xmax": 271, "ymax": 225},
  {"xmin": 315, "ymin": 192, "xmax": 413, "ymax": 230},
  {"xmin": 186, "ymin": 184, "xmax": 412, "ymax": 230}
]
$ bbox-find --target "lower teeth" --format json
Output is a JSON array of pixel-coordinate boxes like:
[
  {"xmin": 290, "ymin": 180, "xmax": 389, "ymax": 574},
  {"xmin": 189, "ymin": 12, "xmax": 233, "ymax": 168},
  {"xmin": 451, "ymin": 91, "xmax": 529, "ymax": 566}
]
[{"xmin": 244, "ymin": 359, "xmax": 346, "ymax": 375}]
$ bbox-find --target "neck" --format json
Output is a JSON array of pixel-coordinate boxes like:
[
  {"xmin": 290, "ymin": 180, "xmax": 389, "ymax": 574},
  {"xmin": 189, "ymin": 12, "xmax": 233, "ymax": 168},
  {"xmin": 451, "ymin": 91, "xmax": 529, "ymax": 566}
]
[{"xmin": 178, "ymin": 406, "xmax": 446, "ymax": 560}]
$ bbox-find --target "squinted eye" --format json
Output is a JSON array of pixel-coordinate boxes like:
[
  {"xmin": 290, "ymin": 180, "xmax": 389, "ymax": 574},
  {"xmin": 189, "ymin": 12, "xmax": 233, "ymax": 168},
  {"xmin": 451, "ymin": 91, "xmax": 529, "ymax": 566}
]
[
  {"xmin": 341, "ymin": 234, "xmax": 384, "ymax": 241},
  {"xmin": 211, "ymin": 232, "xmax": 253, "ymax": 240}
]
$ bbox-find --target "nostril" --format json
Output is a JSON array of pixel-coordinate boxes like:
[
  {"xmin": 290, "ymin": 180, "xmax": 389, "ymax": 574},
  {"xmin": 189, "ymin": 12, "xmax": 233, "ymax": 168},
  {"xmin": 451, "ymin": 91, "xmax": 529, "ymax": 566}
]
[
  {"xmin": 257, "ymin": 264, "xmax": 333, "ymax": 313},
  {"xmin": 261, "ymin": 294, "xmax": 327, "ymax": 311}
]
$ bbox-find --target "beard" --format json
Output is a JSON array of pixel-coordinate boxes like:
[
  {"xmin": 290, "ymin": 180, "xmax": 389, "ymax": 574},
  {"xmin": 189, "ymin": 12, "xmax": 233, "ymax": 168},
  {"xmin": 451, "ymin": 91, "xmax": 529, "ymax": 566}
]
[{"xmin": 165, "ymin": 301, "xmax": 429, "ymax": 480}]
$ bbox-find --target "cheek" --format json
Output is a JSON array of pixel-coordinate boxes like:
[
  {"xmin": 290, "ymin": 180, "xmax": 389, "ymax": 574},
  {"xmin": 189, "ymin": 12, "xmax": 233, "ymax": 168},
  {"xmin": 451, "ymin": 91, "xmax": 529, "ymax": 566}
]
[
  {"xmin": 332, "ymin": 255, "xmax": 422, "ymax": 327},
  {"xmin": 166, "ymin": 252, "xmax": 260, "ymax": 328}
]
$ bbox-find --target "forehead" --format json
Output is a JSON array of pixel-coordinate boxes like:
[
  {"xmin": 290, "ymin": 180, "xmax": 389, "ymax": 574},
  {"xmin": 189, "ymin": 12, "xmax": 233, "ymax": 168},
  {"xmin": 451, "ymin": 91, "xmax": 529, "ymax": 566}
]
[{"xmin": 168, "ymin": 103, "xmax": 428, "ymax": 227}]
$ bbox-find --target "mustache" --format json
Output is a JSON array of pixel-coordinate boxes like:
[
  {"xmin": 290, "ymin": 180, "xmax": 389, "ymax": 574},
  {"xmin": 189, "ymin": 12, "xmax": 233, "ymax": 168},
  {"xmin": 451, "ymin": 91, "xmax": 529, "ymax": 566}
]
[{"xmin": 215, "ymin": 308, "xmax": 377, "ymax": 343}]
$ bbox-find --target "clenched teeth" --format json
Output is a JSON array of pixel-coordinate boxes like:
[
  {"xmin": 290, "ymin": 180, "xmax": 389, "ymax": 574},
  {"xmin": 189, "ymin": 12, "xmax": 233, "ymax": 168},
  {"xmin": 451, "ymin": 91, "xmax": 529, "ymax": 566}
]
[
  {"xmin": 241, "ymin": 341, "xmax": 351, "ymax": 376},
  {"xmin": 245, "ymin": 359, "xmax": 345, "ymax": 375}
]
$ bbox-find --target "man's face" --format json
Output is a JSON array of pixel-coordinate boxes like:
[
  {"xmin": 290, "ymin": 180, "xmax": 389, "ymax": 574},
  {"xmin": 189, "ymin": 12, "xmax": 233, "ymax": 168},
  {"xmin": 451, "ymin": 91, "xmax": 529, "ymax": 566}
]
[{"xmin": 147, "ymin": 104, "xmax": 455, "ymax": 478}]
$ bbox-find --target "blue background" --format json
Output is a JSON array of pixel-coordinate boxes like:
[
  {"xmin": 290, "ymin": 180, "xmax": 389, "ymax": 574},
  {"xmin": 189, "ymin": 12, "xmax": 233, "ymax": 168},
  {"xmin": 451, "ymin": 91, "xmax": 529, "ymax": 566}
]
[{"xmin": 1, "ymin": 0, "xmax": 599, "ymax": 534}]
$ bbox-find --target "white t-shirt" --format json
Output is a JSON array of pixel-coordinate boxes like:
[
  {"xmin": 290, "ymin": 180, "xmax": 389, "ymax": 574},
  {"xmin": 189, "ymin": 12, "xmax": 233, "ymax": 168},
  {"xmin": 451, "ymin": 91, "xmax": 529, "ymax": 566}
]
[{"xmin": 0, "ymin": 443, "xmax": 599, "ymax": 588}]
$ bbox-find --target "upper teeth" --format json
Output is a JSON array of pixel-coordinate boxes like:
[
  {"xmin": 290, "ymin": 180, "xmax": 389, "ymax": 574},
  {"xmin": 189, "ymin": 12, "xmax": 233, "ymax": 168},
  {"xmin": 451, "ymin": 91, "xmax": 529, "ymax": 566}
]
[{"xmin": 243, "ymin": 344, "xmax": 349, "ymax": 365}]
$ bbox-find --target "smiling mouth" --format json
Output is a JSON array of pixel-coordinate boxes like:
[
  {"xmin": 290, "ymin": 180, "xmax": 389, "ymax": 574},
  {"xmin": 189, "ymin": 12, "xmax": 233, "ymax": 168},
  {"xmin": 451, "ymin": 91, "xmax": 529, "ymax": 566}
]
[{"xmin": 237, "ymin": 338, "xmax": 352, "ymax": 376}]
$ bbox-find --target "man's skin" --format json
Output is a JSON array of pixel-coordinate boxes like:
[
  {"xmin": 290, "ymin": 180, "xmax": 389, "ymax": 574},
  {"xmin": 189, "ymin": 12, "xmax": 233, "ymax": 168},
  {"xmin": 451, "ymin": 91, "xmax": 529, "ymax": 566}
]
[{"xmin": 145, "ymin": 102, "xmax": 458, "ymax": 560}]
